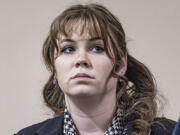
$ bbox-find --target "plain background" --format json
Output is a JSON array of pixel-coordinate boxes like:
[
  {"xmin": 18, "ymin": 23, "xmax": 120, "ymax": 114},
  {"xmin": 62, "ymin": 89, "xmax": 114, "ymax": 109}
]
[{"xmin": 0, "ymin": 0, "xmax": 179, "ymax": 135}]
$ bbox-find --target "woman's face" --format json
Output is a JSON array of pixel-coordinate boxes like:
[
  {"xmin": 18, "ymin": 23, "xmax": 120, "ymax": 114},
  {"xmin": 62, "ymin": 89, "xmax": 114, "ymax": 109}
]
[{"xmin": 54, "ymin": 29, "xmax": 126, "ymax": 98}]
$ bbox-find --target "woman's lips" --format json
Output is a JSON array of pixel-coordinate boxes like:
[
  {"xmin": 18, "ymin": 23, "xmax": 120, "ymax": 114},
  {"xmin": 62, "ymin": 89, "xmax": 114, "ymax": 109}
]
[
  {"xmin": 72, "ymin": 73, "xmax": 94, "ymax": 81},
  {"xmin": 72, "ymin": 73, "xmax": 94, "ymax": 79},
  {"xmin": 73, "ymin": 76, "xmax": 94, "ymax": 81}
]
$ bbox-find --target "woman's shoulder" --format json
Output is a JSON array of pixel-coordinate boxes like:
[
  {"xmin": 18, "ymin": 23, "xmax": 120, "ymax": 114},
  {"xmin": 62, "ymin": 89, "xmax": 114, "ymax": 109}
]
[
  {"xmin": 150, "ymin": 117, "xmax": 176, "ymax": 135},
  {"xmin": 14, "ymin": 115, "xmax": 64, "ymax": 135}
]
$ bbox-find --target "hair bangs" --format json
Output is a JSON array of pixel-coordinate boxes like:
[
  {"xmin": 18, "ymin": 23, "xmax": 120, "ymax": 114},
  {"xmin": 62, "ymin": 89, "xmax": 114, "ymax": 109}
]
[{"xmin": 56, "ymin": 10, "xmax": 106, "ymax": 41}]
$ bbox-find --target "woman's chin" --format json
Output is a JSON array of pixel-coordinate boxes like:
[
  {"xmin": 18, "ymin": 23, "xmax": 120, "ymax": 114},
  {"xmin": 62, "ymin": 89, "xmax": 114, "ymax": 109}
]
[{"xmin": 66, "ymin": 88, "xmax": 100, "ymax": 98}]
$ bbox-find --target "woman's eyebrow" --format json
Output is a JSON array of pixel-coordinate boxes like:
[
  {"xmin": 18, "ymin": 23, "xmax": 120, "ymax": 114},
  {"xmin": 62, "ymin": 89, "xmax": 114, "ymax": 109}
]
[
  {"xmin": 88, "ymin": 37, "xmax": 102, "ymax": 42},
  {"xmin": 60, "ymin": 37, "xmax": 102, "ymax": 43},
  {"xmin": 60, "ymin": 38, "xmax": 74, "ymax": 43}
]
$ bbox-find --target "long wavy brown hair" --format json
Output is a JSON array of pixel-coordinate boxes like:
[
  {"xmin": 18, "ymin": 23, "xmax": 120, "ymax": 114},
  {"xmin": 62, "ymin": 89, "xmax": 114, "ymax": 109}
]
[{"xmin": 42, "ymin": 3, "xmax": 159, "ymax": 135}]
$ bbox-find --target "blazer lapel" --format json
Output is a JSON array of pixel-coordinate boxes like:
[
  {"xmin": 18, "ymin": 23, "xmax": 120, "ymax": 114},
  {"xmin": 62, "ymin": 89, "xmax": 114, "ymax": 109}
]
[
  {"xmin": 124, "ymin": 123, "xmax": 133, "ymax": 135},
  {"xmin": 36, "ymin": 115, "xmax": 64, "ymax": 135}
]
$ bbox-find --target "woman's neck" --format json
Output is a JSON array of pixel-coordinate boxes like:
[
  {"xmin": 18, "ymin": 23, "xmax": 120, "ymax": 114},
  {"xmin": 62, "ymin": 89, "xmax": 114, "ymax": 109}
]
[{"xmin": 65, "ymin": 92, "xmax": 117, "ymax": 135}]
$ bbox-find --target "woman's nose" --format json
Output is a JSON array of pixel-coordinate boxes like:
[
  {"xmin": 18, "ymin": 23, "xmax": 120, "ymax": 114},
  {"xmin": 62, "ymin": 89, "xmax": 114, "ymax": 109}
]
[
  {"xmin": 75, "ymin": 51, "xmax": 91, "ymax": 68},
  {"xmin": 75, "ymin": 60, "xmax": 89, "ymax": 67}
]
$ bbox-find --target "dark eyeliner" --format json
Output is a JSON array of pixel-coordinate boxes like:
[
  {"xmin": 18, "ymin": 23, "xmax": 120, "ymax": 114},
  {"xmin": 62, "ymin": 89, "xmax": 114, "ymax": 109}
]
[
  {"xmin": 60, "ymin": 45, "xmax": 75, "ymax": 53},
  {"xmin": 92, "ymin": 45, "xmax": 104, "ymax": 53}
]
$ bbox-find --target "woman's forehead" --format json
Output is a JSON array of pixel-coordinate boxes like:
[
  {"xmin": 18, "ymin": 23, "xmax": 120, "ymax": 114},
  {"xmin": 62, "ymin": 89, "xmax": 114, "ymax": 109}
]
[
  {"xmin": 58, "ymin": 29, "xmax": 102, "ymax": 43},
  {"xmin": 59, "ymin": 19, "xmax": 101, "ymax": 39},
  {"xmin": 59, "ymin": 31, "xmax": 100, "ymax": 41}
]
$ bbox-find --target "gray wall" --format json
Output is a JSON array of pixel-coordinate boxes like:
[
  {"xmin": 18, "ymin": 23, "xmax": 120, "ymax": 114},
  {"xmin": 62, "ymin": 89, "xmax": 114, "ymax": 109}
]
[{"xmin": 0, "ymin": 0, "xmax": 179, "ymax": 135}]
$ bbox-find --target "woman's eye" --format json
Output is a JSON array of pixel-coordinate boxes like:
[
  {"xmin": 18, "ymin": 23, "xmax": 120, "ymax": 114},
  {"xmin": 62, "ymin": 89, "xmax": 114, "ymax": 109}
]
[
  {"xmin": 60, "ymin": 45, "xmax": 104, "ymax": 54},
  {"xmin": 60, "ymin": 46, "xmax": 75, "ymax": 54},
  {"xmin": 92, "ymin": 45, "xmax": 104, "ymax": 53}
]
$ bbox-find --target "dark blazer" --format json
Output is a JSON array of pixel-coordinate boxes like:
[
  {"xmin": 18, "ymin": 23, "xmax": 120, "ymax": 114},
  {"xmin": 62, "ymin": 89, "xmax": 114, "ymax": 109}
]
[
  {"xmin": 172, "ymin": 118, "xmax": 180, "ymax": 135},
  {"xmin": 15, "ymin": 115, "xmax": 176, "ymax": 135}
]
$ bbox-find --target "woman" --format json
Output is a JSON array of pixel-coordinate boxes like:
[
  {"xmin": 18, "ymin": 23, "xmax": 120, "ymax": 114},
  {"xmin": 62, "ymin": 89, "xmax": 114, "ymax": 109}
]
[{"xmin": 15, "ymin": 3, "xmax": 176, "ymax": 135}]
